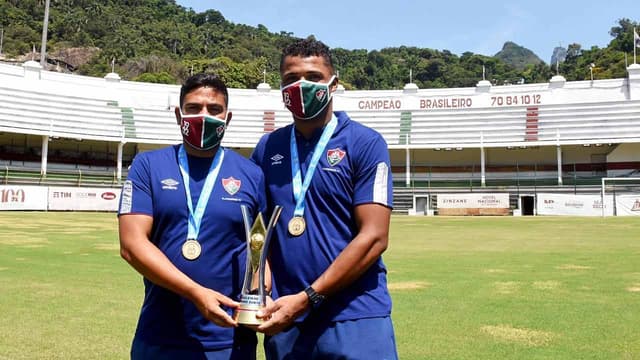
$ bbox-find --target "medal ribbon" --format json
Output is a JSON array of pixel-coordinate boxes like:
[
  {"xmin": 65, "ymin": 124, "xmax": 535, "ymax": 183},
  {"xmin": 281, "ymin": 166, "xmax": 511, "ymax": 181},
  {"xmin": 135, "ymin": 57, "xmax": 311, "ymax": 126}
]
[
  {"xmin": 178, "ymin": 145, "xmax": 225, "ymax": 240},
  {"xmin": 290, "ymin": 115, "xmax": 337, "ymax": 217}
]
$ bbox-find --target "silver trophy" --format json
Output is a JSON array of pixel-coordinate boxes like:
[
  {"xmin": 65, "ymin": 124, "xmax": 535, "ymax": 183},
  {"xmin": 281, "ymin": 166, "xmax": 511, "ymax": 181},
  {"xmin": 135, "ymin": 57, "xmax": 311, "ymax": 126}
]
[{"xmin": 235, "ymin": 204, "xmax": 282, "ymax": 325}]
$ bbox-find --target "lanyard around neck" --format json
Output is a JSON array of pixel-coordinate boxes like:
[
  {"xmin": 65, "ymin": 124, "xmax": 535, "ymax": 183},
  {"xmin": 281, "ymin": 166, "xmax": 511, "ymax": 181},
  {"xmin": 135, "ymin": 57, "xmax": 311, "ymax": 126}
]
[
  {"xmin": 290, "ymin": 115, "xmax": 338, "ymax": 217},
  {"xmin": 177, "ymin": 145, "xmax": 225, "ymax": 240}
]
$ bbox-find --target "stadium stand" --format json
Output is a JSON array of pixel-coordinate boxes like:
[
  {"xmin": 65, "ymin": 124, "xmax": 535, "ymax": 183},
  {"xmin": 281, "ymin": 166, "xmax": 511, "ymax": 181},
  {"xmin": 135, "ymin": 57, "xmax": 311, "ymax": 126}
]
[{"xmin": 1, "ymin": 61, "xmax": 640, "ymax": 214}]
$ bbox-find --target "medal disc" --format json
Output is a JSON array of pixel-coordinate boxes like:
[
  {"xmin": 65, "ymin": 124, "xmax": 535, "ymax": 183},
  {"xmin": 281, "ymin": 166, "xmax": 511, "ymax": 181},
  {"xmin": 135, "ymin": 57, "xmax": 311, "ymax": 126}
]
[
  {"xmin": 182, "ymin": 239, "xmax": 201, "ymax": 260},
  {"xmin": 288, "ymin": 216, "xmax": 306, "ymax": 237}
]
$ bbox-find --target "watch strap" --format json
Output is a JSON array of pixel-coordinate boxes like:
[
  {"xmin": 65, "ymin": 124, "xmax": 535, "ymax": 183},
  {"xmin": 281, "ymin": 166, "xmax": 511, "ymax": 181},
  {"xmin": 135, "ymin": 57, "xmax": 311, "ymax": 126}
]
[{"xmin": 304, "ymin": 286, "xmax": 325, "ymax": 309}]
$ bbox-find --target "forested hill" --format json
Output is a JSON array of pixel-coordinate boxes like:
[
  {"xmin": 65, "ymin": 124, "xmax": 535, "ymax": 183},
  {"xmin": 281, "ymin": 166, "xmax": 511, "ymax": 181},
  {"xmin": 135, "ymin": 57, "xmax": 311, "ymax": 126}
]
[
  {"xmin": 494, "ymin": 42, "xmax": 544, "ymax": 71},
  {"xmin": 0, "ymin": 1, "xmax": 638, "ymax": 89}
]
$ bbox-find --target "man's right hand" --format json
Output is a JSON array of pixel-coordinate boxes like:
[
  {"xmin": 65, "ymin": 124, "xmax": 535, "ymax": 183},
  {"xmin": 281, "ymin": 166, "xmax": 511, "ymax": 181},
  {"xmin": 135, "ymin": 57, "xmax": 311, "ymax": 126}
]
[{"xmin": 192, "ymin": 286, "xmax": 240, "ymax": 328}]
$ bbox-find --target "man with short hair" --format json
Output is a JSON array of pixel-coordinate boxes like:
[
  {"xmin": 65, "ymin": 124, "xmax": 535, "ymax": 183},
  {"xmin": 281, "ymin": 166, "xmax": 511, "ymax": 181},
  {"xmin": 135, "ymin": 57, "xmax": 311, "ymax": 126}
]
[
  {"xmin": 118, "ymin": 73, "xmax": 265, "ymax": 359},
  {"xmin": 251, "ymin": 39, "xmax": 398, "ymax": 359}
]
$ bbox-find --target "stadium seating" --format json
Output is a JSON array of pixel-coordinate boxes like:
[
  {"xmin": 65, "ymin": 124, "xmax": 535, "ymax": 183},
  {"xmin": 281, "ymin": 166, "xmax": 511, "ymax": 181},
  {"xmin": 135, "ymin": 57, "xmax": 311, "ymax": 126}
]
[{"xmin": 1, "ymin": 62, "xmax": 639, "ymax": 214}]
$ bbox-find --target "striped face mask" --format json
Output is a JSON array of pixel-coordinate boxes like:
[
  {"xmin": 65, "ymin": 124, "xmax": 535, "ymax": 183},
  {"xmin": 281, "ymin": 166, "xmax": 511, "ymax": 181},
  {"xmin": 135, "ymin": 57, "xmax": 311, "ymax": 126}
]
[
  {"xmin": 179, "ymin": 111, "xmax": 227, "ymax": 151},
  {"xmin": 281, "ymin": 76, "xmax": 336, "ymax": 120}
]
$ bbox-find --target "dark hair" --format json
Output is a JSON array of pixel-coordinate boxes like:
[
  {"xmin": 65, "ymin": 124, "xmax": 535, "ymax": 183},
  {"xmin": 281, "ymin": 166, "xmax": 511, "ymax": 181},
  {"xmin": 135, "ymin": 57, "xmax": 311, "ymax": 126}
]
[
  {"xmin": 280, "ymin": 38, "xmax": 334, "ymax": 73},
  {"xmin": 179, "ymin": 73, "xmax": 229, "ymax": 108}
]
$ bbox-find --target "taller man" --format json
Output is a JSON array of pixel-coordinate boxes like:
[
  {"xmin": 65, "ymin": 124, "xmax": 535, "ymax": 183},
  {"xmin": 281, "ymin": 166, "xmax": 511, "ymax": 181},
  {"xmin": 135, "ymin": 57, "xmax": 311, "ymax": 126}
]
[{"xmin": 251, "ymin": 39, "xmax": 398, "ymax": 360}]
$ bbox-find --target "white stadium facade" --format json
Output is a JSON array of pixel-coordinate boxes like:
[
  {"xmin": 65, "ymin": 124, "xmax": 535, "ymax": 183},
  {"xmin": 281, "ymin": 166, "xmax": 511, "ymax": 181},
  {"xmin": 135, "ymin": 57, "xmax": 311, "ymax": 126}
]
[{"xmin": 1, "ymin": 60, "xmax": 639, "ymax": 216}]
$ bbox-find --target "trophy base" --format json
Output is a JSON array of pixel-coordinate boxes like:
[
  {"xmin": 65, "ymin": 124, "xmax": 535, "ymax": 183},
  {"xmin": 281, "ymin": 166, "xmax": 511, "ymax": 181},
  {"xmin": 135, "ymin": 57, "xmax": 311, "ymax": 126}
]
[{"xmin": 235, "ymin": 306, "xmax": 264, "ymax": 325}]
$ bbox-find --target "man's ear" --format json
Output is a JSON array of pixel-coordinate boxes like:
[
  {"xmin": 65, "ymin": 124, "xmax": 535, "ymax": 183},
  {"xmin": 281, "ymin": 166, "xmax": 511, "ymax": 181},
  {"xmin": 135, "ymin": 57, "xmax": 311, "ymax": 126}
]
[
  {"xmin": 330, "ymin": 77, "xmax": 339, "ymax": 93},
  {"xmin": 174, "ymin": 106, "xmax": 181, "ymax": 125},
  {"xmin": 226, "ymin": 111, "xmax": 232, "ymax": 126}
]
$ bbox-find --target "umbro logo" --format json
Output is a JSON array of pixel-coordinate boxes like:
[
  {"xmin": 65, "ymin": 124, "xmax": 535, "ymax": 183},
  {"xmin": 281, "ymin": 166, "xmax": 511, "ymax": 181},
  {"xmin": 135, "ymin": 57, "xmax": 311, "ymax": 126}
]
[
  {"xmin": 161, "ymin": 178, "xmax": 179, "ymax": 190},
  {"xmin": 271, "ymin": 153, "xmax": 284, "ymax": 165}
]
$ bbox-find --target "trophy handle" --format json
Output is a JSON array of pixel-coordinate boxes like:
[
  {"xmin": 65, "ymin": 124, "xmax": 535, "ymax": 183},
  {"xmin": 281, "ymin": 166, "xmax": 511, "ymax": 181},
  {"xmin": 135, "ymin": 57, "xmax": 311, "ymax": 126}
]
[
  {"xmin": 259, "ymin": 205, "xmax": 282, "ymax": 299},
  {"xmin": 240, "ymin": 205, "xmax": 253, "ymax": 240}
]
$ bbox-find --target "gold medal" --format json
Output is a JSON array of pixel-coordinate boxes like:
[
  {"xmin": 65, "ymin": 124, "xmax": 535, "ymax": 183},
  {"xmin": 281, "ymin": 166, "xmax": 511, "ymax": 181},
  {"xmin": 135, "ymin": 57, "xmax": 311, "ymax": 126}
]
[
  {"xmin": 182, "ymin": 239, "xmax": 201, "ymax": 260},
  {"xmin": 288, "ymin": 216, "xmax": 306, "ymax": 237}
]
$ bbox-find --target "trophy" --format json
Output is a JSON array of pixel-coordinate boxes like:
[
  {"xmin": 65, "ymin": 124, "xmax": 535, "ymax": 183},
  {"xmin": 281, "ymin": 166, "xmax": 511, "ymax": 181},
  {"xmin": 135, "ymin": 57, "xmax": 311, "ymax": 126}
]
[{"xmin": 235, "ymin": 204, "xmax": 282, "ymax": 325}]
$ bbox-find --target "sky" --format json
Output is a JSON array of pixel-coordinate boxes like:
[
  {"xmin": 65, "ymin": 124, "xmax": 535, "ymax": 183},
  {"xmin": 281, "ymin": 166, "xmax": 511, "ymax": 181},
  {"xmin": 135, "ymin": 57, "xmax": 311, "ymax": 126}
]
[{"xmin": 177, "ymin": 0, "xmax": 640, "ymax": 64}]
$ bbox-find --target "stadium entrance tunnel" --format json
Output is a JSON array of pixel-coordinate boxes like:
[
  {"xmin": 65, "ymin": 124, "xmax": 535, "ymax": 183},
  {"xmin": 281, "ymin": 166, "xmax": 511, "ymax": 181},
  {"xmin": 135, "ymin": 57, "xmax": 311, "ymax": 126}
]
[{"xmin": 520, "ymin": 195, "xmax": 535, "ymax": 215}]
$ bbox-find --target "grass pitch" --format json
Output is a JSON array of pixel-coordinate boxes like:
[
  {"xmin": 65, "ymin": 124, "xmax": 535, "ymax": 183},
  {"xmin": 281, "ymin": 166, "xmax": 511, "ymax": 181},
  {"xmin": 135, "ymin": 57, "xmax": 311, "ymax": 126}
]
[{"xmin": 0, "ymin": 213, "xmax": 638, "ymax": 359}]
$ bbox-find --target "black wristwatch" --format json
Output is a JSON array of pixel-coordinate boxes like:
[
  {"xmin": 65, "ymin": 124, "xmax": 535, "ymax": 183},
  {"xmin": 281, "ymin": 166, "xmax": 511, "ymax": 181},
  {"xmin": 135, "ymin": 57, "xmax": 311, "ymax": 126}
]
[{"xmin": 304, "ymin": 286, "xmax": 325, "ymax": 309}]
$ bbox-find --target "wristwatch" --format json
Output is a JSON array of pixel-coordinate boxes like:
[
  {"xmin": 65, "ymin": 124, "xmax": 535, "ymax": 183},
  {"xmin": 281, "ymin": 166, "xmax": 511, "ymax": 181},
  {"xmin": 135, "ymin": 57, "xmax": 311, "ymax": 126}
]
[{"xmin": 304, "ymin": 286, "xmax": 325, "ymax": 309}]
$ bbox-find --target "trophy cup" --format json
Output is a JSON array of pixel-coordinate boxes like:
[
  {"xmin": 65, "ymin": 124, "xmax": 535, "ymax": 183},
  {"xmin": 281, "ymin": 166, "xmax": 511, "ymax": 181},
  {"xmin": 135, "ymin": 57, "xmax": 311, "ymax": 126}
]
[{"xmin": 235, "ymin": 204, "xmax": 282, "ymax": 325}]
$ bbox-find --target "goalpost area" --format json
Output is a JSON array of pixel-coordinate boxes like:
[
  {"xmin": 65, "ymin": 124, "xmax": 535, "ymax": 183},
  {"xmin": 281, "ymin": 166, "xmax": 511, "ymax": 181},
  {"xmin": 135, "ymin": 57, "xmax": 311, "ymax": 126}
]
[{"xmin": 601, "ymin": 177, "xmax": 640, "ymax": 216}]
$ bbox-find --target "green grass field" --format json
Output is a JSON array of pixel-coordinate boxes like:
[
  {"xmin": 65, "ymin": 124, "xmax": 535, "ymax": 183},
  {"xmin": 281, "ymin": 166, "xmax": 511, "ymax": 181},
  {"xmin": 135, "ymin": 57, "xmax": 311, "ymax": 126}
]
[{"xmin": 0, "ymin": 212, "xmax": 638, "ymax": 359}]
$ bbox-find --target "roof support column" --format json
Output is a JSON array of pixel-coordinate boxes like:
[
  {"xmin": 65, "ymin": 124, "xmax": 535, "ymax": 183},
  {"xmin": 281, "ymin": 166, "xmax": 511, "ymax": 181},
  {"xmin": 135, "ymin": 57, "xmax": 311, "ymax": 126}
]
[
  {"xmin": 557, "ymin": 145, "xmax": 563, "ymax": 186},
  {"xmin": 405, "ymin": 147, "xmax": 410, "ymax": 187},
  {"xmin": 480, "ymin": 147, "xmax": 486, "ymax": 187},
  {"xmin": 556, "ymin": 129, "xmax": 563, "ymax": 185},
  {"xmin": 117, "ymin": 142, "xmax": 124, "ymax": 183},
  {"xmin": 480, "ymin": 132, "xmax": 486, "ymax": 187},
  {"xmin": 40, "ymin": 135, "xmax": 49, "ymax": 176}
]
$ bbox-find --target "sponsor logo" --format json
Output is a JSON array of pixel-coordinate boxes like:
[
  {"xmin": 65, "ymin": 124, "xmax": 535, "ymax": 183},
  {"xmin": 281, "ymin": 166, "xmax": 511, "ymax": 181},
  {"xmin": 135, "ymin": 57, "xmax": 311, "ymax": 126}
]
[
  {"xmin": 222, "ymin": 177, "xmax": 241, "ymax": 195},
  {"xmin": 0, "ymin": 188, "xmax": 26, "ymax": 203},
  {"xmin": 120, "ymin": 180, "xmax": 133, "ymax": 213},
  {"xmin": 271, "ymin": 153, "xmax": 284, "ymax": 165},
  {"xmin": 326, "ymin": 148, "xmax": 346, "ymax": 166},
  {"xmin": 564, "ymin": 201, "xmax": 584, "ymax": 209},
  {"xmin": 75, "ymin": 192, "xmax": 97, "ymax": 199},
  {"xmin": 52, "ymin": 191, "xmax": 72, "ymax": 198},
  {"xmin": 161, "ymin": 178, "xmax": 179, "ymax": 190},
  {"xmin": 322, "ymin": 167, "xmax": 341, "ymax": 173},
  {"xmin": 443, "ymin": 199, "xmax": 467, "ymax": 204},
  {"xmin": 101, "ymin": 192, "xmax": 117, "ymax": 200}
]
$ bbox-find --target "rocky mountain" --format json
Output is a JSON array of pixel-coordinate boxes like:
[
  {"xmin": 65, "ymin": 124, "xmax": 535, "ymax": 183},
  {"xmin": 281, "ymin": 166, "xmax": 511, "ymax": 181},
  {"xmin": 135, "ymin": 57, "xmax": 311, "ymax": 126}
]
[
  {"xmin": 550, "ymin": 46, "xmax": 567, "ymax": 66},
  {"xmin": 494, "ymin": 41, "xmax": 544, "ymax": 70}
]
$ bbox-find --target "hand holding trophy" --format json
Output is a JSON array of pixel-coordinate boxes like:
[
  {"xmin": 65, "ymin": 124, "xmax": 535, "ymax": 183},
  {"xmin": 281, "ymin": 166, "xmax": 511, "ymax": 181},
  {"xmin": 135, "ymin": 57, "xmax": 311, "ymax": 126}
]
[{"xmin": 235, "ymin": 204, "xmax": 282, "ymax": 325}]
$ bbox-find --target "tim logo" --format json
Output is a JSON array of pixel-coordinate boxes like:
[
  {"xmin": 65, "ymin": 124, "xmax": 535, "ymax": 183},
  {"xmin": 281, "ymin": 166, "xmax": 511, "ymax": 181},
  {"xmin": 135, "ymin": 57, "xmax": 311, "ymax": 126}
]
[
  {"xmin": 222, "ymin": 177, "xmax": 241, "ymax": 195},
  {"xmin": 326, "ymin": 148, "xmax": 346, "ymax": 166},
  {"xmin": 632, "ymin": 199, "xmax": 640, "ymax": 211},
  {"xmin": 0, "ymin": 188, "xmax": 25, "ymax": 203}
]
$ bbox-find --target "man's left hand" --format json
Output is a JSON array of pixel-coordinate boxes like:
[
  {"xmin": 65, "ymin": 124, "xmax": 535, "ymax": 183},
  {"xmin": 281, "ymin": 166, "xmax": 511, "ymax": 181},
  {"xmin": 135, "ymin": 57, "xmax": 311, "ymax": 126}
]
[{"xmin": 255, "ymin": 292, "xmax": 309, "ymax": 335}]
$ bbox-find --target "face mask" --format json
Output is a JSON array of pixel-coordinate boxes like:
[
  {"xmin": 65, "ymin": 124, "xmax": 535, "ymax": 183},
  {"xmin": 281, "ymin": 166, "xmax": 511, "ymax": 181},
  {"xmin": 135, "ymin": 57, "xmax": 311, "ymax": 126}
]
[
  {"xmin": 179, "ymin": 111, "xmax": 227, "ymax": 151},
  {"xmin": 281, "ymin": 75, "xmax": 336, "ymax": 120}
]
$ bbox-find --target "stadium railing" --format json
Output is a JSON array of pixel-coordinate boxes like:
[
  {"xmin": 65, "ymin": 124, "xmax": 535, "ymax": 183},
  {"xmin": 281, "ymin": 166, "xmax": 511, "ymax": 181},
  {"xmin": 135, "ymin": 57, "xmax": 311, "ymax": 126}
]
[{"xmin": 1, "ymin": 165, "xmax": 121, "ymax": 187}]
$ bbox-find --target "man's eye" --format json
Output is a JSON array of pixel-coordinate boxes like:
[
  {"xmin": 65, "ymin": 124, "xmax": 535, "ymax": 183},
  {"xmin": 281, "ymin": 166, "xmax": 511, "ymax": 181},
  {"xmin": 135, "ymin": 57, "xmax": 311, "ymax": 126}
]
[{"xmin": 207, "ymin": 107, "xmax": 223, "ymax": 115}]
